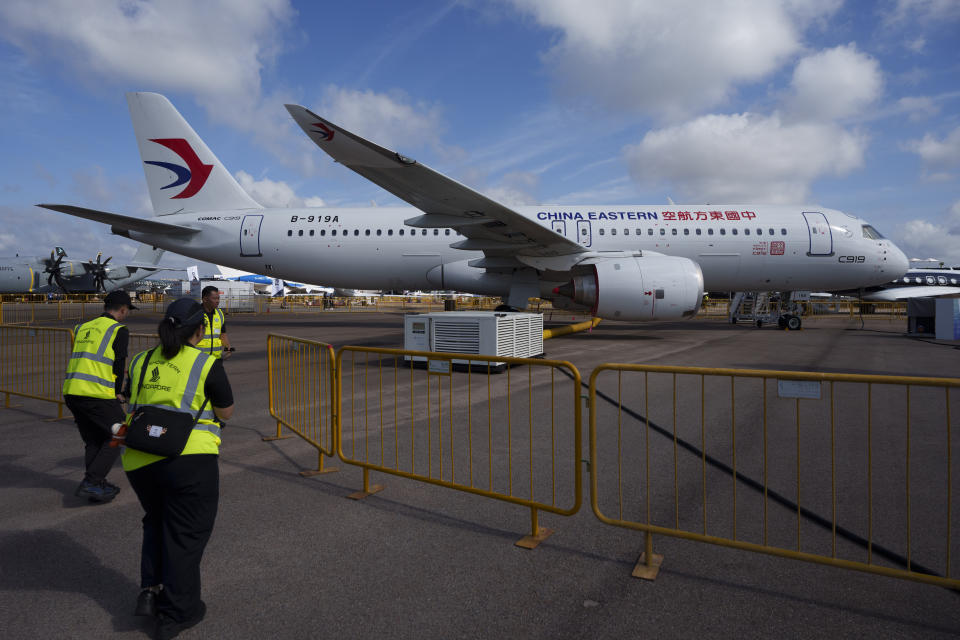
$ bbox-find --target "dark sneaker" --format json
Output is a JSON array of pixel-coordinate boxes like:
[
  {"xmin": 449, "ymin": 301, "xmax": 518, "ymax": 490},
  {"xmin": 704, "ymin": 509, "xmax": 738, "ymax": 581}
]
[
  {"xmin": 135, "ymin": 588, "xmax": 157, "ymax": 617},
  {"xmin": 75, "ymin": 480, "xmax": 120, "ymax": 503},
  {"xmin": 154, "ymin": 601, "xmax": 206, "ymax": 640}
]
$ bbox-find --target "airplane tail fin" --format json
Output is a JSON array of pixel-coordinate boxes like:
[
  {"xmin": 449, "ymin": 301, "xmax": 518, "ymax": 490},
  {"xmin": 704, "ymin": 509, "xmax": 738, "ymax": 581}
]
[
  {"xmin": 126, "ymin": 92, "xmax": 260, "ymax": 216},
  {"xmin": 131, "ymin": 244, "xmax": 165, "ymax": 266}
]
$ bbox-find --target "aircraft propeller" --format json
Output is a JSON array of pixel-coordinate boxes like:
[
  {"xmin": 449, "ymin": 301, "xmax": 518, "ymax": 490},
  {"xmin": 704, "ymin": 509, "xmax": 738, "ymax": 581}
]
[
  {"xmin": 43, "ymin": 250, "xmax": 68, "ymax": 292},
  {"xmin": 85, "ymin": 252, "xmax": 113, "ymax": 292}
]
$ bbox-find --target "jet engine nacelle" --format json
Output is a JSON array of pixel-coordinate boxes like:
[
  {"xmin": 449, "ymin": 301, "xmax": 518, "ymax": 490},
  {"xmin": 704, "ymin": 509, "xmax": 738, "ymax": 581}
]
[{"xmin": 554, "ymin": 256, "xmax": 703, "ymax": 321}]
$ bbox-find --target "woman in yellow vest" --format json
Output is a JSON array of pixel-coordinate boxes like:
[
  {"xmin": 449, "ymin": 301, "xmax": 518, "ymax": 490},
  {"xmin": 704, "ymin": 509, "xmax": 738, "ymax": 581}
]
[{"xmin": 122, "ymin": 298, "xmax": 234, "ymax": 640}]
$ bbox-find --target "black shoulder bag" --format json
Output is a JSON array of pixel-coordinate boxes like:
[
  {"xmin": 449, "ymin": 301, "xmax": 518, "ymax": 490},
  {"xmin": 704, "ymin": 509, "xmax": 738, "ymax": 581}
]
[{"xmin": 123, "ymin": 347, "xmax": 209, "ymax": 457}]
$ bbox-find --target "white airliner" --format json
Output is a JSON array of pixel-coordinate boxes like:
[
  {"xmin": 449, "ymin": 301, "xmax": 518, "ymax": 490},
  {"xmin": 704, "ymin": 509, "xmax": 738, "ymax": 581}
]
[{"xmin": 38, "ymin": 92, "xmax": 909, "ymax": 327}]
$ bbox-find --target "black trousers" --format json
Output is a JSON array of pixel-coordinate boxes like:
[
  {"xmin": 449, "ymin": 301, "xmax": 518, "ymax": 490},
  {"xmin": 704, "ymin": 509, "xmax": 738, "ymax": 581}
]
[
  {"xmin": 126, "ymin": 454, "xmax": 219, "ymax": 622},
  {"xmin": 64, "ymin": 395, "xmax": 125, "ymax": 483}
]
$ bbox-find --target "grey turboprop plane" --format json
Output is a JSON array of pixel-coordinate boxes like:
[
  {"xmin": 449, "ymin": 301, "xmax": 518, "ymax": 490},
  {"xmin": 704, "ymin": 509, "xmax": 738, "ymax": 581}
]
[{"xmin": 0, "ymin": 245, "xmax": 168, "ymax": 294}]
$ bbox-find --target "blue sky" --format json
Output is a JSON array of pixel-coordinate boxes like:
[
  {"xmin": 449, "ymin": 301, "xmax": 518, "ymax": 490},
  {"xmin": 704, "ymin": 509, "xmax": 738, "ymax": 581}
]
[{"xmin": 1, "ymin": 0, "xmax": 958, "ymax": 272}]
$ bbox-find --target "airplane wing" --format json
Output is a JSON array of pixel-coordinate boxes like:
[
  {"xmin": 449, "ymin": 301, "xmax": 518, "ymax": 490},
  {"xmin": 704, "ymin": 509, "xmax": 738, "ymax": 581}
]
[
  {"xmin": 285, "ymin": 105, "xmax": 586, "ymax": 266},
  {"xmin": 37, "ymin": 204, "xmax": 200, "ymax": 236},
  {"xmin": 861, "ymin": 286, "xmax": 960, "ymax": 301}
]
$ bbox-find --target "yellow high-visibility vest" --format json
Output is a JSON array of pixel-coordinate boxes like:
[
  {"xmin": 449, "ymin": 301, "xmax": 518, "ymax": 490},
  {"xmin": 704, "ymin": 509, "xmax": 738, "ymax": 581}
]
[
  {"xmin": 197, "ymin": 308, "xmax": 225, "ymax": 359},
  {"xmin": 121, "ymin": 345, "xmax": 219, "ymax": 471},
  {"xmin": 63, "ymin": 316, "xmax": 122, "ymax": 399}
]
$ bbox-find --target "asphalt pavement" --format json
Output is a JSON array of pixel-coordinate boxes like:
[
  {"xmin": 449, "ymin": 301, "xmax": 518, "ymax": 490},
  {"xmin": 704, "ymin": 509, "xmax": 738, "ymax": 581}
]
[{"xmin": 1, "ymin": 310, "xmax": 959, "ymax": 639}]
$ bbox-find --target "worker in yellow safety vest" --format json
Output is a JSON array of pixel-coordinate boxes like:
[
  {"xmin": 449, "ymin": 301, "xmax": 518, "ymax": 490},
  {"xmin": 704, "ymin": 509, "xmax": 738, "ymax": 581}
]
[
  {"xmin": 62, "ymin": 289, "xmax": 137, "ymax": 503},
  {"xmin": 121, "ymin": 297, "xmax": 234, "ymax": 635},
  {"xmin": 198, "ymin": 285, "xmax": 233, "ymax": 359}
]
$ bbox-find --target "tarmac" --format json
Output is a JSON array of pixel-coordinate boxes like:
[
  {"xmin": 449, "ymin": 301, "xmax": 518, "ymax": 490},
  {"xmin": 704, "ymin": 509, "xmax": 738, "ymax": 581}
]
[{"xmin": 2, "ymin": 310, "xmax": 959, "ymax": 639}]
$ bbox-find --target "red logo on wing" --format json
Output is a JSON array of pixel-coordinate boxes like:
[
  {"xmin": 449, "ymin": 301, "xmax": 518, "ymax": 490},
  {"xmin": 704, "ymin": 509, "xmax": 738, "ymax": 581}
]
[{"xmin": 311, "ymin": 122, "xmax": 334, "ymax": 141}]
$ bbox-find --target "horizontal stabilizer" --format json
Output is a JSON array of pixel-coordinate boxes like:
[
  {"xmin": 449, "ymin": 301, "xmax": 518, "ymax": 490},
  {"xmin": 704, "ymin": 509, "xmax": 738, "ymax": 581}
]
[{"xmin": 37, "ymin": 204, "xmax": 200, "ymax": 236}]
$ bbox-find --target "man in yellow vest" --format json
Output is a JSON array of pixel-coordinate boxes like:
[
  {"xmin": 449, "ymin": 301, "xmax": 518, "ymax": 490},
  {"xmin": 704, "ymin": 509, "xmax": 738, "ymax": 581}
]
[
  {"xmin": 63, "ymin": 290, "xmax": 136, "ymax": 502},
  {"xmin": 198, "ymin": 286, "xmax": 233, "ymax": 360}
]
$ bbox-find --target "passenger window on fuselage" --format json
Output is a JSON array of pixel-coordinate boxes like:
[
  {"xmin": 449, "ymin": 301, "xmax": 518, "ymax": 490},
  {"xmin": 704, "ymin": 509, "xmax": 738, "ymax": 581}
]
[
  {"xmin": 636, "ymin": 228, "xmax": 642, "ymax": 235},
  {"xmin": 781, "ymin": 228, "xmax": 787, "ymax": 235},
  {"xmin": 321, "ymin": 229, "xmax": 326, "ymax": 236},
  {"xmin": 611, "ymin": 229, "xmax": 617, "ymax": 236},
  {"xmin": 671, "ymin": 228, "xmax": 677, "ymax": 235},
  {"xmin": 732, "ymin": 228, "xmax": 738, "ymax": 235},
  {"xmin": 376, "ymin": 229, "xmax": 382, "ymax": 236},
  {"xmin": 422, "ymin": 229, "xmax": 427, "ymax": 236},
  {"xmin": 757, "ymin": 228, "xmax": 762, "ymax": 235},
  {"xmin": 354, "ymin": 230, "xmax": 360, "ymax": 236},
  {"xmin": 298, "ymin": 230, "xmax": 303, "ymax": 236},
  {"xmin": 647, "ymin": 229, "xmax": 653, "ymax": 235},
  {"xmin": 399, "ymin": 229, "xmax": 404, "ymax": 236},
  {"xmin": 720, "ymin": 228, "xmax": 726, "ymax": 235},
  {"xmin": 581, "ymin": 228, "xmax": 587, "ymax": 235},
  {"xmin": 445, "ymin": 229, "xmax": 451, "ymax": 235},
  {"xmin": 744, "ymin": 229, "xmax": 750, "ymax": 235},
  {"xmin": 708, "ymin": 229, "xmax": 714, "ymax": 235},
  {"xmin": 696, "ymin": 228, "xmax": 702, "ymax": 235},
  {"xmin": 433, "ymin": 229, "xmax": 439, "ymax": 235},
  {"xmin": 599, "ymin": 228, "xmax": 605, "ymax": 235},
  {"xmin": 683, "ymin": 228, "xmax": 690, "ymax": 235},
  {"xmin": 365, "ymin": 229, "xmax": 370, "ymax": 236},
  {"xmin": 659, "ymin": 229, "xmax": 665, "ymax": 236},
  {"xmin": 387, "ymin": 229, "xmax": 393, "ymax": 236},
  {"xmin": 287, "ymin": 230, "xmax": 292, "ymax": 236},
  {"xmin": 309, "ymin": 230, "xmax": 314, "ymax": 236}
]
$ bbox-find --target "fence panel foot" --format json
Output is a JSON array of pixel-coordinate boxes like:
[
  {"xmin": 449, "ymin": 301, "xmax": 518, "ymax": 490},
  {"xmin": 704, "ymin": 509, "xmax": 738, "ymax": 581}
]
[
  {"xmin": 261, "ymin": 434, "xmax": 293, "ymax": 442},
  {"xmin": 515, "ymin": 527, "xmax": 553, "ymax": 549},
  {"xmin": 347, "ymin": 485, "xmax": 383, "ymax": 500},
  {"xmin": 632, "ymin": 552, "xmax": 664, "ymax": 580}
]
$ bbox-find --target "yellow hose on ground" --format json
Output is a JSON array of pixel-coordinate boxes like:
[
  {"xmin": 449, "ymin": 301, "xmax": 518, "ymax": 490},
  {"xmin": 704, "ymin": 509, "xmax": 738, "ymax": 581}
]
[{"xmin": 543, "ymin": 317, "xmax": 601, "ymax": 339}]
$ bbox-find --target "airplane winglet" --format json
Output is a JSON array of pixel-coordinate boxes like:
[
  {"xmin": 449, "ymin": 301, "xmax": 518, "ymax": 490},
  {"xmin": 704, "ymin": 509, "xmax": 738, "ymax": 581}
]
[{"xmin": 37, "ymin": 204, "xmax": 200, "ymax": 236}]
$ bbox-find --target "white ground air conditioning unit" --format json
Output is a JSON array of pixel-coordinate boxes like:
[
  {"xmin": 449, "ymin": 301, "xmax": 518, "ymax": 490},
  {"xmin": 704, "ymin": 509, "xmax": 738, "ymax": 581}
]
[{"xmin": 404, "ymin": 311, "xmax": 544, "ymax": 368}]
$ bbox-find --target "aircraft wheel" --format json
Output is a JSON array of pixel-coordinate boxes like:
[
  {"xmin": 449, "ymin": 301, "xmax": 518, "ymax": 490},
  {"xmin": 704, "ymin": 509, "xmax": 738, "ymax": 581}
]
[
  {"xmin": 756, "ymin": 320, "xmax": 763, "ymax": 328},
  {"xmin": 777, "ymin": 316, "xmax": 787, "ymax": 329},
  {"xmin": 785, "ymin": 315, "xmax": 802, "ymax": 330}
]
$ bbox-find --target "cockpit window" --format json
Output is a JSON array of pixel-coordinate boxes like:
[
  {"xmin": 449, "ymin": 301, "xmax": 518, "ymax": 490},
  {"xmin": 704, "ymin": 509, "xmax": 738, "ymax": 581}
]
[{"xmin": 862, "ymin": 225, "xmax": 884, "ymax": 239}]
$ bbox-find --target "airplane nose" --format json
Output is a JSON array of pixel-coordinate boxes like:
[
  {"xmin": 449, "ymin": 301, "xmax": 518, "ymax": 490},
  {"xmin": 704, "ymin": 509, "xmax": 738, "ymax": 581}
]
[{"xmin": 888, "ymin": 242, "xmax": 909, "ymax": 277}]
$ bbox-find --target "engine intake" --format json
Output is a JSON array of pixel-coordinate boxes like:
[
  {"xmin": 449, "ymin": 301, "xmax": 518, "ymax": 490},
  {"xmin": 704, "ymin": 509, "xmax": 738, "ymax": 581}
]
[{"xmin": 553, "ymin": 256, "xmax": 703, "ymax": 321}]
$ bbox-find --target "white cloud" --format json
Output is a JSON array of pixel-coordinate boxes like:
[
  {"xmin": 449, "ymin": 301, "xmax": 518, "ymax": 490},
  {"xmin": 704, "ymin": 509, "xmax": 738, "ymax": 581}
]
[
  {"xmin": 234, "ymin": 171, "xmax": 324, "ymax": 208},
  {"xmin": 903, "ymin": 126, "xmax": 960, "ymax": 170},
  {"xmin": 896, "ymin": 95, "xmax": 939, "ymax": 122},
  {"xmin": 485, "ymin": 172, "xmax": 540, "ymax": 206},
  {"xmin": 623, "ymin": 112, "xmax": 866, "ymax": 203},
  {"xmin": 504, "ymin": 0, "xmax": 840, "ymax": 120},
  {"xmin": 885, "ymin": 0, "xmax": 960, "ymax": 24},
  {"xmin": 314, "ymin": 86, "xmax": 444, "ymax": 153},
  {"xmin": 787, "ymin": 44, "xmax": 883, "ymax": 121},
  {"xmin": 0, "ymin": 1, "xmax": 292, "ymax": 98},
  {"xmin": 896, "ymin": 218, "xmax": 960, "ymax": 266}
]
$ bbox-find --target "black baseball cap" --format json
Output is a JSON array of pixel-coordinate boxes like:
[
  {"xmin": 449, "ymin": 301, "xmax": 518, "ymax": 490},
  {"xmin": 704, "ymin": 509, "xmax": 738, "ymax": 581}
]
[
  {"xmin": 164, "ymin": 297, "xmax": 205, "ymax": 327},
  {"xmin": 104, "ymin": 290, "xmax": 138, "ymax": 310}
]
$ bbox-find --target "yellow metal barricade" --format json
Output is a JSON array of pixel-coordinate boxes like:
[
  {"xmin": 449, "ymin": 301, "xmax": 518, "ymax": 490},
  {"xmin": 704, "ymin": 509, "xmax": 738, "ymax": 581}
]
[
  {"xmin": 589, "ymin": 364, "xmax": 960, "ymax": 588},
  {"xmin": 267, "ymin": 334, "xmax": 338, "ymax": 476},
  {"xmin": 128, "ymin": 333, "xmax": 159, "ymax": 355},
  {"xmin": 337, "ymin": 346, "xmax": 582, "ymax": 547},
  {"xmin": 0, "ymin": 324, "xmax": 74, "ymax": 418}
]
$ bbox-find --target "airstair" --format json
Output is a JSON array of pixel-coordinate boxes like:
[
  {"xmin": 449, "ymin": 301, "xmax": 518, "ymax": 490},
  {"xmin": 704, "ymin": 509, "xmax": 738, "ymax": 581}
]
[{"xmin": 729, "ymin": 291, "xmax": 808, "ymax": 329}]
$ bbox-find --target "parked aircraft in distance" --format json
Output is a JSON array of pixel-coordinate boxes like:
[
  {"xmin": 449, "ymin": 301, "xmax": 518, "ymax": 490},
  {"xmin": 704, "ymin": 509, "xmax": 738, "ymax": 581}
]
[
  {"xmin": 39, "ymin": 92, "xmax": 909, "ymax": 328},
  {"xmin": 216, "ymin": 265, "xmax": 332, "ymax": 296},
  {"xmin": 0, "ymin": 244, "xmax": 168, "ymax": 294},
  {"xmin": 842, "ymin": 268, "xmax": 960, "ymax": 301}
]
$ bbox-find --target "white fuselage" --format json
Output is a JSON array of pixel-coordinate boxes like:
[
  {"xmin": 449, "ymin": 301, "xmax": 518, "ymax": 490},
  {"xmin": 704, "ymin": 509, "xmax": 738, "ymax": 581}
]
[{"xmin": 124, "ymin": 204, "xmax": 907, "ymax": 295}]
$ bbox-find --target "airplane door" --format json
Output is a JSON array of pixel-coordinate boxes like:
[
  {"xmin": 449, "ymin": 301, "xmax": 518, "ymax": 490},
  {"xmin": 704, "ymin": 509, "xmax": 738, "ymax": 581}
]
[
  {"xmin": 576, "ymin": 220, "xmax": 592, "ymax": 248},
  {"xmin": 803, "ymin": 211, "xmax": 833, "ymax": 256},
  {"xmin": 551, "ymin": 220, "xmax": 567, "ymax": 237},
  {"xmin": 240, "ymin": 214, "xmax": 263, "ymax": 257}
]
